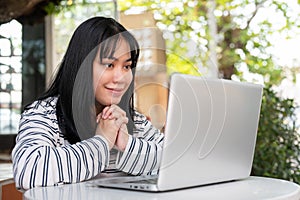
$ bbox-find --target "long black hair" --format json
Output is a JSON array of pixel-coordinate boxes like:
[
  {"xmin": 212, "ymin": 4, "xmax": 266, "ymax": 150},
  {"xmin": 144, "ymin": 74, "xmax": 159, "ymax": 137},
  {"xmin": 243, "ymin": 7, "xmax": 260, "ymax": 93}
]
[{"xmin": 37, "ymin": 17, "xmax": 139, "ymax": 144}]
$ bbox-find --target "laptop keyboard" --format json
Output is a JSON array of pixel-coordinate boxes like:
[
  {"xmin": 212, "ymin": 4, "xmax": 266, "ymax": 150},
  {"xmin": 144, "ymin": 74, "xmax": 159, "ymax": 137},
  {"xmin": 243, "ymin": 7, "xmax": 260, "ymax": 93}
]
[{"xmin": 127, "ymin": 178, "xmax": 157, "ymax": 184}]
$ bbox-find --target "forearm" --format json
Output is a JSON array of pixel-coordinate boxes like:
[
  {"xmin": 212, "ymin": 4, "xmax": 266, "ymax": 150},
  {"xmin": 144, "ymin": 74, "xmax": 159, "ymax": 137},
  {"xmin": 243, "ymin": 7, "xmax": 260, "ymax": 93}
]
[
  {"xmin": 116, "ymin": 135, "xmax": 163, "ymax": 175},
  {"xmin": 12, "ymin": 135, "xmax": 110, "ymax": 190}
]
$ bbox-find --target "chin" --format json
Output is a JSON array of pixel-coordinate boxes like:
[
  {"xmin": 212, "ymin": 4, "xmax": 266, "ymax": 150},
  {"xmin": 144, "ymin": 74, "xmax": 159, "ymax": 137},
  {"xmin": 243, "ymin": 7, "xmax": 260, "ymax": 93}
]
[
  {"xmin": 96, "ymin": 94, "xmax": 122, "ymax": 106},
  {"xmin": 104, "ymin": 98, "xmax": 121, "ymax": 106}
]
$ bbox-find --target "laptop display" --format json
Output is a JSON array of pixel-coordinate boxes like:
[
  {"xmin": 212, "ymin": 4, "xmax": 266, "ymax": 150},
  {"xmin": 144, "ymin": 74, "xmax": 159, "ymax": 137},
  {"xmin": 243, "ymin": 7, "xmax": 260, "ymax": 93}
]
[{"xmin": 89, "ymin": 74, "xmax": 263, "ymax": 192}]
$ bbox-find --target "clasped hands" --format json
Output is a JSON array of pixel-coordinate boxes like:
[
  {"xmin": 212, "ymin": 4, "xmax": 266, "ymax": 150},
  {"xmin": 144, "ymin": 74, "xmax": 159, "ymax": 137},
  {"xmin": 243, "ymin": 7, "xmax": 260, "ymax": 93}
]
[{"xmin": 95, "ymin": 104, "xmax": 129, "ymax": 151}]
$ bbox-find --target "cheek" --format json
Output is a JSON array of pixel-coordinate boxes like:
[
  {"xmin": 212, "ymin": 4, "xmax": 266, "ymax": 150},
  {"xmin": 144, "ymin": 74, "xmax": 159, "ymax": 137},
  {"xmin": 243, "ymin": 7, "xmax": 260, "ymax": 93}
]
[
  {"xmin": 93, "ymin": 74, "xmax": 108, "ymax": 96},
  {"xmin": 125, "ymin": 72, "xmax": 133, "ymax": 87},
  {"xmin": 93, "ymin": 66, "xmax": 105, "ymax": 93}
]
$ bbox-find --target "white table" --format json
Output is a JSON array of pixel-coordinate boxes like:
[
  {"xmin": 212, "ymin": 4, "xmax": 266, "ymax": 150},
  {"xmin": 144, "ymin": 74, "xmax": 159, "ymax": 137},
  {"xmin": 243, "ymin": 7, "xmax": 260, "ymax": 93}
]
[{"xmin": 24, "ymin": 176, "xmax": 300, "ymax": 200}]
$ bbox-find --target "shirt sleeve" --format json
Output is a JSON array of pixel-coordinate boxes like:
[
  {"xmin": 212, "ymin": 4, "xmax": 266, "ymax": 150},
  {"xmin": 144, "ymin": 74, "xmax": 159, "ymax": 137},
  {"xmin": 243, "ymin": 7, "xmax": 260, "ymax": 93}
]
[
  {"xmin": 11, "ymin": 105, "xmax": 110, "ymax": 190},
  {"xmin": 116, "ymin": 112, "xmax": 164, "ymax": 175}
]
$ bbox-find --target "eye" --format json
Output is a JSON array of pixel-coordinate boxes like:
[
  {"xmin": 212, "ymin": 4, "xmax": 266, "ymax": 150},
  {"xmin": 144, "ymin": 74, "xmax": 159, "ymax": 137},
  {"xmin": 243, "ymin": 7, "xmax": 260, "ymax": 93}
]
[
  {"xmin": 104, "ymin": 63, "xmax": 113, "ymax": 68},
  {"xmin": 101, "ymin": 58, "xmax": 114, "ymax": 68},
  {"xmin": 124, "ymin": 65, "xmax": 132, "ymax": 70}
]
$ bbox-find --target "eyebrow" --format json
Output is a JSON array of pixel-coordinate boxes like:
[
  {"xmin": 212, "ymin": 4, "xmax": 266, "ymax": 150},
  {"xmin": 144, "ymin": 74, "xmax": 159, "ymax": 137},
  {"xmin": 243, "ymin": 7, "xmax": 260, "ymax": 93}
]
[{"xmin": 103, "ymin": 57, "xmax": 132, "ymax": 62}]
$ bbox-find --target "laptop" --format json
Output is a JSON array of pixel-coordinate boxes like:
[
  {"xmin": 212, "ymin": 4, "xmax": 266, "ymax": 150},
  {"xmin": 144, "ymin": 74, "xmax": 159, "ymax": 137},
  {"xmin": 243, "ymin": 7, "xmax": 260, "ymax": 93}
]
[{"xmin": 89, "ymin": 73, "xmax": 263, "ymax": 192}]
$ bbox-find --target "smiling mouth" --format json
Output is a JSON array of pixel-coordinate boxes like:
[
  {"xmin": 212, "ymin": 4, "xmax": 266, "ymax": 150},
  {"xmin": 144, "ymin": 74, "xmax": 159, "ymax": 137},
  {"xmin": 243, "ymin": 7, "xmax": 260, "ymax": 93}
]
[{"xmin": 106, "ymin": 87, "xmax": 124, "ymax": 95}]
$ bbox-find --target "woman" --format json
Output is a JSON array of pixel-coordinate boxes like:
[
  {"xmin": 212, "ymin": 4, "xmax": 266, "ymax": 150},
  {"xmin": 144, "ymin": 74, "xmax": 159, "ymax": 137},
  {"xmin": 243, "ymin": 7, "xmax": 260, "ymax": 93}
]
[{"xmin": 12, "ymin": 17, "xmax": 164, "ymax": 190}]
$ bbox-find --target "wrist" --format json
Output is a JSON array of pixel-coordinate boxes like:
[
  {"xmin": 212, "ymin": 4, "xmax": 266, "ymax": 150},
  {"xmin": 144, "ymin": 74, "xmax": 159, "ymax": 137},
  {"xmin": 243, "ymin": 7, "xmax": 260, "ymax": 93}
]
[
  {"xmin": 97, "ymin": 134, "xmax": 114, "ymax": 150},
  {"xmin": 120, "ymin": 133, "xmax": 129, "ymax": 151},
  {"xmin": 116, "ymin": 132, "xmax": 129, "ymax": 152}
]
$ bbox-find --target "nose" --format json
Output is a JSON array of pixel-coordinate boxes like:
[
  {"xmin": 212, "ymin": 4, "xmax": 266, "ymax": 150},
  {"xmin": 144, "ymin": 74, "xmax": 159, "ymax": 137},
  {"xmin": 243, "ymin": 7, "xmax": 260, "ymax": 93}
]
[{"xmin": 112, "ymin": 67, "xmax": 123, "ymax": 83}]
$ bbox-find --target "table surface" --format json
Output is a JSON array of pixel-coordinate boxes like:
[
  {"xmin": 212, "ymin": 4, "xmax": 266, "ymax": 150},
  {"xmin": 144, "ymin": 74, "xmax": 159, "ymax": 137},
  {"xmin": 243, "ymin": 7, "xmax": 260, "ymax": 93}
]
[{"xmin": 24, "ymin": 176, "xmax": 300, "ymax": 200}]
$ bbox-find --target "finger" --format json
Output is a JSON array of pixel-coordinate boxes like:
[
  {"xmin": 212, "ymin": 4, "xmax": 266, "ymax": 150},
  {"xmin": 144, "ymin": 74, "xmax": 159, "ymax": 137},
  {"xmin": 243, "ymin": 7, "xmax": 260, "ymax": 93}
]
[
  {"xmin": 101, "ymin": 106, "xmax": 112, "ymax": 119},
  {"xmin": 115, "ymin": 116, "xmax": 129, "ymax": 128},
  {"xmin": 113, "ymin": 108, "xmax": 127, "ymax": 119},
  {"xmin": 109, "ymin": 105, "xmax": 126, "ymax": 115},
  {"xmin": 115, "ymin": 124, "xmax": 129, "ymax": 151},
  {"xmin": 103, "ymin": 110, "xmax": 122, "ymax": 121},
  {"xmin": 119, "ymin": 123, "xmax": 128, "ymax": 134},
  {"xmin": 96, "ymin": 113, "xmax": 102, "ymax": 123},
  {"xmin": 104, "ymin": 105, "xmax": 126, "ymax": 120},
  {"xmin": 111, "ymin": 112, "xmax": 122, "ymax": 120},
  {"xmin": 102, "ymin": 105, "xmax": 119, "ymax": 119},
  {"xmin": 102, "ymin": 107, "xmax": 113, "ymax": 119}
]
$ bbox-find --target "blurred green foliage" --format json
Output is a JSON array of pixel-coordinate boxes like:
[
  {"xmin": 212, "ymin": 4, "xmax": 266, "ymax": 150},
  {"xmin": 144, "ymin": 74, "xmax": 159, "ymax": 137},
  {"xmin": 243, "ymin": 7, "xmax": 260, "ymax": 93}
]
[
  {"xmin": 118, "ymin": 0, "xmax": 300, "ymax": 81},
  {"xmin": 252, "ymin": 86, "xmax": 300, "ymax": 183}
]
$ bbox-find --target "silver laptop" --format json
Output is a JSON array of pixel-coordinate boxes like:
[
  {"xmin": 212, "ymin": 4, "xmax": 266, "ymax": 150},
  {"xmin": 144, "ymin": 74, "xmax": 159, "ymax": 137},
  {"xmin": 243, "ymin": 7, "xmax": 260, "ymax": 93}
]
[{"xmin": 89, "ymin": 73, "xmax": 263, "ymax": 192}]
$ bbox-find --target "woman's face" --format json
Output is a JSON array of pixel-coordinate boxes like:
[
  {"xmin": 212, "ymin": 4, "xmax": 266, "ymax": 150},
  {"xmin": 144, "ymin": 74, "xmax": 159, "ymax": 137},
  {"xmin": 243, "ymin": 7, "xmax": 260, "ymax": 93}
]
[{"xmin": 93, "ymin": 38, "xmax": 133, "ymax": 107}]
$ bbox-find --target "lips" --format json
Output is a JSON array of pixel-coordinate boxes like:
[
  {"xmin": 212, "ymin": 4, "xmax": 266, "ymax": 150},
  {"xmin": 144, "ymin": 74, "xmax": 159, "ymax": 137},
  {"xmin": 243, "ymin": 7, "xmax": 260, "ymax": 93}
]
[{"xmin": 105, "ymin": 86, "xmax": 124, "ymax": 96}]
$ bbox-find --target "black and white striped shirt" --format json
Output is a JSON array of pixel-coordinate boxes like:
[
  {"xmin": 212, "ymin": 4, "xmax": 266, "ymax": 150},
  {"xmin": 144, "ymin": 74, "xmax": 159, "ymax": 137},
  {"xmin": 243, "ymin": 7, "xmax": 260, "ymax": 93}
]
[{"xmin": 11, "ymin": 96, "xmax": 164, "ymax": 190}]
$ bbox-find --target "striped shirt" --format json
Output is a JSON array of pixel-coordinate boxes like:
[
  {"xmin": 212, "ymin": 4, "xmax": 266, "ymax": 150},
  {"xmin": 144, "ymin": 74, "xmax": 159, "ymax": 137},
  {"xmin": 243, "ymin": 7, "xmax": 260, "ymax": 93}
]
[{"xmin": 11, "ymin": 96, "xmax": 164, "ymax": 190}]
